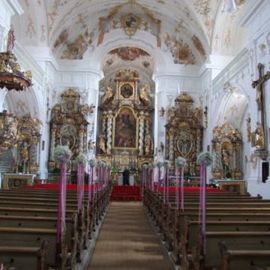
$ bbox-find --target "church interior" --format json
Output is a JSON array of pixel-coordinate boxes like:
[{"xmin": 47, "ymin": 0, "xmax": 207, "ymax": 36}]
[{"xmin": 0, "ymin": 0, "xmax": 270, "ymax": 269}]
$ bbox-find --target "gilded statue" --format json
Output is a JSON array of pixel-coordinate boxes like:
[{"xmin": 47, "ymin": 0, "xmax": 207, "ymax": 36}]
[
  {"xmin": 98, "ymin": 134, "xmax": 106, "ymax": 154},
  {"xmin": 20, "ymin": 142, "xmax": 29, "ymax": 163},
  {"xmin": 101, "ymin": 86, "xmax": 114, "ymax": 105},
  {"xmin": 254, "ymin": 122, "xmax": 265, "ymax": 150},
  {"xmin": 139, "ymin": 84, "xmax": 151, "ymax": 106},
  {"xmin": 144, "ymin": 131, "xmax": 153, "ymax": 156}
]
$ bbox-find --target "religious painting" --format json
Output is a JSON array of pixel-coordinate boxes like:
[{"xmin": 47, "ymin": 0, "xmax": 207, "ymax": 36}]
[
  {"xmin": 176, "ymin": 129, "xmax": 194, "ymax": 158},
  {"xmin": 60, "ymin": 124, "xmax": 77, "ymax": 150},
  {"xmin": 114, "ymin": 107, "xmax": 137, "ymax": 148},
  {"xmin": 120, "ymin": 83, "xmax": 133, "ymax": 99},
  {"xmin": 120, "ymin": 14, "xmax": 141, "ymax": 37}
]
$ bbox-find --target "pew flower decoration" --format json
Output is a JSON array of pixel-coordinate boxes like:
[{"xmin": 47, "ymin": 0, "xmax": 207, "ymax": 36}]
[
  {"xmin": 154, "ymin": 161, "xmax": 163, "ymax": 168},
  {"xmin": 197, "ymin": 151, "xmax": 213, "ymax": 166},
  {"xmin": 143, "ymin": 164, "xmax": 149, "ymax": 169},
  {"xmin": 75, "ymin": 153, "xmax": 87, "ymax": 165},
  {"xmin": 89, "ymin": 159, "xmax": 96, "ymax": 167},
  {"xmin": 163, "ymin": 160, "xmax": 170, "ymax": 168},
  {"xmin": 175, "ymin": 156, "xmax": 186, "ymax": 168},
  {"xmin": 53, "ymin": 145, "xmax": 72, "ymax": 163}
]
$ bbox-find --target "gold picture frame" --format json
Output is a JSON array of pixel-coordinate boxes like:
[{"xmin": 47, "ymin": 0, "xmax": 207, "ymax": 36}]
[{"xmin": 112, "ymin": 106, "xmax": 139, "ymax": 150}]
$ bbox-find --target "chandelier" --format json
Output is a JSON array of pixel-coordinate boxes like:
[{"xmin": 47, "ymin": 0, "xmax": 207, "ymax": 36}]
[
  {"xmin": 0, "ymin": 26, "xmax": 32, "ymax": 91},
  {"xmin": 0, "ymin": 111, "xmax": 18, "ymax": 155}
]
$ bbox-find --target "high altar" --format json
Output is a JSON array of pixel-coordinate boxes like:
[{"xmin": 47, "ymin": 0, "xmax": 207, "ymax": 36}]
[{"xmin": 96, "ymin": 69, "xmax": 154, "ymax": 182}]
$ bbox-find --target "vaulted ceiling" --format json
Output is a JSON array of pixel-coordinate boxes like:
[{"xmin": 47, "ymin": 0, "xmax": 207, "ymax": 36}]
[{"xmin": 14, "ymin": 0, "xmax": 247, "ymax": 67}]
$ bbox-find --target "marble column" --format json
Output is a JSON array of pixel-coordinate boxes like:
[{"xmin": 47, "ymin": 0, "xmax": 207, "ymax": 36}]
[
  {"xmin": 169, "ymin": 131, "xmax": 174, "ymax": 162},
  {"xmin": 138, "ymin": 112, "xmax": 145, "ymax": 156},
  {"xmin": 106, "ymin": 111, "xmax": 113, "ymax": 155},
  {"xmin": 79, "ymin": 125, "xmax": 84, "ymax": 154},
  {"xmin": 50, "ymin": 126, "xmax": 56, "ymax": 160}
]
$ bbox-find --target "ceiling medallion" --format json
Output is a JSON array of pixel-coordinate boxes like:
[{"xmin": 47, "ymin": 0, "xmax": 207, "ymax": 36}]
[
  {"xmin": 0, "ymin": 27, "xmax": 32, "ymax": 91},
  {"xmin": 120, "ymin": 13, "xmax": 141, "ymax": 37}
]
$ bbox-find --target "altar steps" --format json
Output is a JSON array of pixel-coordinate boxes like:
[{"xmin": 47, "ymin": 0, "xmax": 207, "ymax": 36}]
[{"xmin": 110, "ymin": 185, "xmax": 141, "ymax": 201}]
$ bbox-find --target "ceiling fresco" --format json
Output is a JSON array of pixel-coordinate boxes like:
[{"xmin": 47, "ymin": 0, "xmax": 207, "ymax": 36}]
[{"xmin": 15, "ymin": 0, "xmax": 247, "ymax": 64}]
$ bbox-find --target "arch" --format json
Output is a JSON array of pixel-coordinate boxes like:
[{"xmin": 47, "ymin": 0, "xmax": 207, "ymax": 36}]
[{"xmin": 215, "ymin": 85, "xmax": 248, "ymax": 129}]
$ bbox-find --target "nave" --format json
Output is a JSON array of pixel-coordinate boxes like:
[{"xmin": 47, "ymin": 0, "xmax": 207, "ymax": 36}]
[{"xmin": 89, "ymin": 202, "xmax": 173, "ymax": 270}]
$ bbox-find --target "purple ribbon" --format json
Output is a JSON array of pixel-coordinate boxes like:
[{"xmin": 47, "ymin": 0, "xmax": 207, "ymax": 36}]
[
  {"xmin": 199, "ymin": 163, "xmax": 207, "ymax": 255},
  {"xmin": 57, "ymin": 162, "xmax": 67, "ymax": 243},
  {"xmin": 77, "ymin": 163, "xmax": 85, "ymax": 212},
  {"xmin": 176, "ymin": 168, "xmax": 180, "ymax": 210}
]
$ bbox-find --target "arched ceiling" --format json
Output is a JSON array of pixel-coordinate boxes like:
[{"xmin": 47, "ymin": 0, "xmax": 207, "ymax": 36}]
[{"xmin": 14, "ymin": 0, "xmax": 247, "ymax": 66}]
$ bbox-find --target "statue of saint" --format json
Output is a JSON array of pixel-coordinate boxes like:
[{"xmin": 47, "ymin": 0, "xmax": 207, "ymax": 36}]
[
  {"xmin": 98, "ymin": 134, "xmax": 106, "ymax": 154},
  {"xmin": 222, "ymin": 149, "xmax": 230, "ymax": 178},
  {"xmin": 101, "ymin": 86, "xmax": 114, "ymax": 104},
  {"xmin": 139, "ymin": 84, "xmax": 150, "ymax": 106},
  {"xmin": 144, "ymin": 132, "xmax": 153, "ymax": 156},
  {"xmin": 7, "ymin": 26, "xmax": 15, "ymax": 52},
  {"xmin": 254, "ymin": 122, "xmax": 265, "ymax": 150},
  {"xmin": 20, "ymin": 142, "xmax": 29, "ymax": 162}
]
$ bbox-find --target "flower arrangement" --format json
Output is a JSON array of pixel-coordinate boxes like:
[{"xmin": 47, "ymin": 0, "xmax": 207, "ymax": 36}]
[
  {"xmin": 143, "ymin": 164, "xmax": 149, "ymax": 169},
  {"xmin": 154, "ymin": 161, "xmax": 163, "ymax": 168},
  {"xmin": 163, "ymin": 160, "xmax": 170, "ymax": 168},
  {"xmin": 53, "ymin": 145, "xmax": 72, "ymax": 163},
  {"xmin": 197, "ymin": 151, "xmax": 213, "ymax": 166},
  {"xmin": 89, "ymin": 159, "xmax": 96, "ymax": 167},
  {"xmin": 75, "ymin": 153, "xmax": 87, "ymax": 165},
  {"xmin": 175, "ymin": 156, "xmax": 186, "ymax": 168}
]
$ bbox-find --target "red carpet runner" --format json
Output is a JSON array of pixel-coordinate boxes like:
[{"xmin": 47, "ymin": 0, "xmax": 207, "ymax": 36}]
[{"xmin": 110, "ymin": 185, "xmax": 142, "ymax": 201}]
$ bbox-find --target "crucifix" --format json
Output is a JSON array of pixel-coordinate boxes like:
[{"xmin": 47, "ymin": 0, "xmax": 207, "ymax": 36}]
[{"xmin": 252, "ymin": 63, "xmax": 270, "ymax": 157}]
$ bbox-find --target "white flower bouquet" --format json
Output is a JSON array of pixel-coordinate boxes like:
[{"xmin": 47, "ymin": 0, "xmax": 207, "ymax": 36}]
[
  {"xmin": 197, "ymin": 151, "xmax": 213, "ymax": 166},
  {"xmin": 175, "ymin": 156, "xmax": 186, "ymax": 168},
  {"xmin": 75, "ymin": 153, "xmax": 87, "ymax": 165},
  {"xmin": 53, "ymin": 145, "xmax": 72, "ymax": 163}
]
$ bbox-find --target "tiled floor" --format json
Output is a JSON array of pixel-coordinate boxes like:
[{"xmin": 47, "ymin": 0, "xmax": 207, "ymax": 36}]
[{"xmin": 88, "ymin": 202, "xmax": 173, "ymax": 270}]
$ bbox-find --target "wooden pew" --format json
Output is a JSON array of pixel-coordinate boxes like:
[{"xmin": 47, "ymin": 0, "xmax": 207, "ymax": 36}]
[
  {"xmin": 0, "ymin": 240, "xmax": 48, "ymax": 270},
  {"xmin": 0, "ymin": 227, "xmax": 63, "ymax": 269},
  {"xmin": 0, "ymin": 184, "xmax": 111, "ymax": 269},
  {"xmin": 143, "ymin": 188, "xmax": 270, "ymax": 269},
  {"xmin": 219, "ymin": 241, "xmax": 270, "ymax": 270}
]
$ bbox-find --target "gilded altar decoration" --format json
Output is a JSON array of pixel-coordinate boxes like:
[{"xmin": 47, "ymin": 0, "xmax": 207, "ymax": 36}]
[
  {"xmin": 15, "ymin": 114, "xmax": 42, "ymax": 173},
  {"xmin": 49, "ymin": 89, "xmax": 94, "ymax": 171},
  {"xmin": 97, "ymin": 69, "xmax": 154, "ymax": 171},
  {"xmin": 212, "ymin": 123, "xmax": 242, "ymax": 179},
  {"xmin": 0, "ymin": 111, "xmax": 18, "ymax": 155},
  {"xmin": 120, "ymin": 13, "xmax": 141, "ymax": 37},
  {"xmin": 165, "ymin": 92, "xmax": 203, "ymax": 176},
  {"xmin": 0, "ymin": 28, "xmax": 32, "ymax": 91}
]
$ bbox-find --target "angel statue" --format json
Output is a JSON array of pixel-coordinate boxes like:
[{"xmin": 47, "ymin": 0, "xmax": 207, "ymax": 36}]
[
  {"xmin": 139, "ymin": 84, "xmax": 151, "ymax": 106},
  {"xmin": 101, "ymin": 85, "xmax": 114, "ymax": 105}
]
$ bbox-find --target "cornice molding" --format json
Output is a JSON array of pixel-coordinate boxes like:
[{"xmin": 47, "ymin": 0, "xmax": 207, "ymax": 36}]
[{"xmin": 212, "ymin": 48, "xmax": 249, "ymax": 92}]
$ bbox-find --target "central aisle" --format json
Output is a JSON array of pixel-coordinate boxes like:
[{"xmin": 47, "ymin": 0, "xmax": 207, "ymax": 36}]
[{"xmin": 88, "ymin": 202, "xmax": 173, "ymax": 270}]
